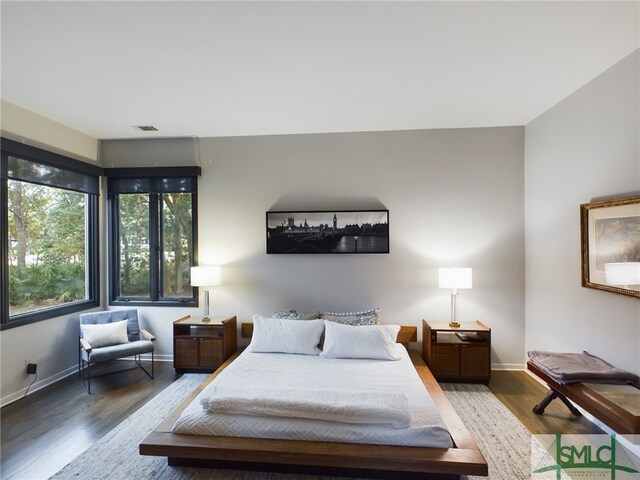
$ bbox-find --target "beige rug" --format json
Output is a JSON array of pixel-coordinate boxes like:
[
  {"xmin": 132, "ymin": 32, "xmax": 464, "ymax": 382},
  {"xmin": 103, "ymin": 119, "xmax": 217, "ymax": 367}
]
[{"xmin": 50, "ymin": 375, "xmax": 532, "ymax": 480}]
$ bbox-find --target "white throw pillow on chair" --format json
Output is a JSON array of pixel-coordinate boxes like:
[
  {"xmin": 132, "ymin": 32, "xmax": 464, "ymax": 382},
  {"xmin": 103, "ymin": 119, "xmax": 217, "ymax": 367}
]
[{"xmin": 81, "ymin": 320, "xmax": 129, "ymax": 348}]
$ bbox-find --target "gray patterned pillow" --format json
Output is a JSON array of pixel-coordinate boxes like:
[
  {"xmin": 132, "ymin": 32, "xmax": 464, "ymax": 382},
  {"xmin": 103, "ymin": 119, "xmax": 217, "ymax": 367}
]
[
  {"xmin": 321, "ymin": 308, "xmax": 380, "ymax": 326},
  {"xmin": 272, "ymin": 310, "xmax": 322, "ymax": 320}
]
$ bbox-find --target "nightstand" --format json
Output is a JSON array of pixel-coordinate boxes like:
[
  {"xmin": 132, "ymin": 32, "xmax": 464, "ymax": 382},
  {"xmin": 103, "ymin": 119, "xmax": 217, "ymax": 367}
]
[
  {"xmin": 422, "ymin": 320, "xmax": 491, "ymax": 383},
  {"xmin": 173, "ymin": 315, "xmax": 237, "ymax": 373}
]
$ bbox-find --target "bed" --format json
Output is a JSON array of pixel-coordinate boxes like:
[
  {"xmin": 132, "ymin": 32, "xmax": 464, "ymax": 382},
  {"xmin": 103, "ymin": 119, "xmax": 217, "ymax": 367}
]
[{"xmin": 140, "ymin": 320, "xmax": 488, "ymax": 479}]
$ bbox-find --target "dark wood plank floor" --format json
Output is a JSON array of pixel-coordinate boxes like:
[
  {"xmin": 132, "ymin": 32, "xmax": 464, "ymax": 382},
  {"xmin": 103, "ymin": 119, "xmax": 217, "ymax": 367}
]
[
  {"xmin": 1, "ymin": 368, "xmax": 602, "ymax": 480},
  {"xmin": 1, "ymin": 360, "xmax": 179, "ymax": 480},
  {"xmin": 488, "ymin": 370, "xmax": 602, "ymax": 435}
]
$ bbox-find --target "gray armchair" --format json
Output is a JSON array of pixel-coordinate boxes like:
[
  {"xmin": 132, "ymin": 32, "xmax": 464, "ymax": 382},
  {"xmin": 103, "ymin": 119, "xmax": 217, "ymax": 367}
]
[{"xmin": 79, "ymin": 309, "xmax": 155, "ymax": 394}]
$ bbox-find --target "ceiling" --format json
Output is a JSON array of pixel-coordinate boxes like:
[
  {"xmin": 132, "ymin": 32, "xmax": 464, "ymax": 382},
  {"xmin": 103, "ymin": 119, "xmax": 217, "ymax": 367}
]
[{"xmin": 1, "ymin": 1, "xmax": 639, "ymax": 140}]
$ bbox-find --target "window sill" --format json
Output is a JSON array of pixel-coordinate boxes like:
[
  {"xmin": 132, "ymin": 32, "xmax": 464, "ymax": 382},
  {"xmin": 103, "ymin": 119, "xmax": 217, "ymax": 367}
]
[
  {"xmin": 1, "ymin": 299, "xmax": 100, "ymax": 330},
  {"xmin": 109, "ymin": 299, "xmax": 197, "ymax": 308}
]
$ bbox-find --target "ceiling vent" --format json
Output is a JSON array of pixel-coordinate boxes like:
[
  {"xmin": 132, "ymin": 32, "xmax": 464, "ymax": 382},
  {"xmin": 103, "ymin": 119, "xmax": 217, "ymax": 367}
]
[{"xmin": 133, "ymin": 125, "xmax": 158, "ymax": 132}]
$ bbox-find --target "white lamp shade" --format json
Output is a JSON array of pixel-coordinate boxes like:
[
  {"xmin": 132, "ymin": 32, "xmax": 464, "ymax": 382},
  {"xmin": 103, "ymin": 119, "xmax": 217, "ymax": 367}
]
[
  {"xmin": 604, "ymin": 262, "xmax": 640, "ymax": 286},
  {"xmin": 439, "ymin": 267, "xmax": 472, "ymax": 289},
  {"xmin": 190, "ymin": 266, "xmax": 221, "ymax": 287}
]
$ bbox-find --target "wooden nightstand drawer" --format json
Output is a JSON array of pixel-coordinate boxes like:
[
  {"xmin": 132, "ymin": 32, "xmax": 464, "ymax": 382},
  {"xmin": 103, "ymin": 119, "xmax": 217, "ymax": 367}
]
[
  {"xmin": 174, "ymin": 338, "xmax": 199, "ymax": 367},
  {"xmin": 460, "ymin": 344, "xmax": 490, "ymax": 378},
  {"xmin": 432, "ymin": 345, "xmax": 460, "ymax": 377},
  {"xmin": 199, "ymin": 337, "xmax": 223, "ymax": 367}
]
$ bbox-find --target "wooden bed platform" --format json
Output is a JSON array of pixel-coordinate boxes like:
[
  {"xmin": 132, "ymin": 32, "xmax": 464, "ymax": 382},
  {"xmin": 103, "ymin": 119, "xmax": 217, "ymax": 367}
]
[
  {"xmin": 139, "ymin": 326, "xmax": 488, "ymax": 479},
  {"xmin": 527, "ymin": 360, "xmax": 640, "ymax": 437}
]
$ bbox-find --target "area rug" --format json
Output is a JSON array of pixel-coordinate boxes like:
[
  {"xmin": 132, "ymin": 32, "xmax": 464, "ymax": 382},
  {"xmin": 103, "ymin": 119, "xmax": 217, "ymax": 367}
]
[{"xmin": 50, "ymin": 376, "xmax": 532, "ymax": 480}]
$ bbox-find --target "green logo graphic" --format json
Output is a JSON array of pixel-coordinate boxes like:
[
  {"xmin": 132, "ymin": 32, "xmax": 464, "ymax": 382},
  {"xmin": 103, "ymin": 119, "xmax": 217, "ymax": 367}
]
[{"xmin": 533, "ymin": 434, "xmax": 639, "ymax": 480}]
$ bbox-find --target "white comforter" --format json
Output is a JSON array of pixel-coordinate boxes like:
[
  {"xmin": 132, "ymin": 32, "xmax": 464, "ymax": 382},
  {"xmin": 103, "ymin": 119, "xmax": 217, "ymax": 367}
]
[
  {"xmin": 201, "ymin": 385, "xmax": 412, "ymax": 427},
  {"xmin": 172, "ymin": 344, "xmax": 453, "ymax": 448}
]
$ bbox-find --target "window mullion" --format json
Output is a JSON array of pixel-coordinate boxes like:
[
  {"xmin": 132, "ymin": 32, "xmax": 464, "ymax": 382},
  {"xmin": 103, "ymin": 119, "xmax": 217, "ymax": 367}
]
[
  {"xmin": 111, "ymin": 195, "xmax": 121, "ymax": 301},
  {"xmin": 149, "ymin": 193, "xmax": 160, "ymax": 302},
  {"xmin": 1, "ymin": 167, "xmax": 8, "ymax": 321}
]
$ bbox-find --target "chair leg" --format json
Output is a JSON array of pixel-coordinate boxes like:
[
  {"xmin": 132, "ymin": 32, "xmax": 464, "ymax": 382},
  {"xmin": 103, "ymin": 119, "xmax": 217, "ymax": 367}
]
[
  {"xmin": 135, "ymin": 353, "xmax": 154, "ymax": 380},
  {"xmin": 80, "ymin": 357, "xmax": 92, "ymax": 395}
]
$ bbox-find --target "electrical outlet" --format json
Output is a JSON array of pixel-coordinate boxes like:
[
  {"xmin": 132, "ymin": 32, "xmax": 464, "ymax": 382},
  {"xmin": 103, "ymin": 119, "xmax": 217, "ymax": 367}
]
[{"xmin": 26, "ymin": 363, "xmax": 37, "ymax": 375}]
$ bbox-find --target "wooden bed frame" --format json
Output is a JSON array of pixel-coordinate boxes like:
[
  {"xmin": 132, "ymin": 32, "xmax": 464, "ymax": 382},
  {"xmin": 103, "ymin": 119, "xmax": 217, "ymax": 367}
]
[
  {"xmin": 140, "ymin": 325, "xmax": 488, "ymax": 479},
  {"xmin": 527, "ymin": 360, "xmax": 640, "ymax": 436}
]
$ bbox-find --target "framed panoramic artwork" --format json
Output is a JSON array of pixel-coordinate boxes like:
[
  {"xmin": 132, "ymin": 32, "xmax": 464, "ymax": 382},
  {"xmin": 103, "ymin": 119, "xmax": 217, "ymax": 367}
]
[
  {"xmin": 581, "ymin": 196, "xmax": 640, "ymax": 298},
  {"xmin": 266, "ymin": 210, "xmax": 389, "ymax": 254}
]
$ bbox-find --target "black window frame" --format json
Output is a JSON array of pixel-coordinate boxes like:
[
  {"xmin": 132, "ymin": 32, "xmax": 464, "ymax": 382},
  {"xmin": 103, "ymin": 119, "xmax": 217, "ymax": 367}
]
[
  {"xmin": 106, "ymin": 167, "xmax": 200, "ymax": 307},
  {"xmin": 1, "ymin": 138, "xmax": 101, "ymax": 330}
]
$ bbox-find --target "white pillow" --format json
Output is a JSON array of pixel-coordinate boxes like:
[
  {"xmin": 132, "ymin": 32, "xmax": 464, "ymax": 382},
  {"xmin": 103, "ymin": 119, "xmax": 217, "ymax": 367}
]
[
  {"xmin": 81, "ymin": 320, "xmax": 129, "ymax": 348},
  {"xmin": 248, "ymin": 315, "xmax": 324, "ymax": 355},
  {"xmin": 320, "ymin": 321, "xmax": 401, "ymax": 360}
]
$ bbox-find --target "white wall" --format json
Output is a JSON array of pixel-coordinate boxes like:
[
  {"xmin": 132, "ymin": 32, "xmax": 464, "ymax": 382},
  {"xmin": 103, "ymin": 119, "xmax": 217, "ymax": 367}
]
[
  {"xmin": 525, "ymin": 49, "xmax": 640, "ymax": 375},
  {"xmin": 1, "ymin": 100, "xmax": 98, "ymax": 162},
  {"xmin": 0, "ymin": 102, "xmax": 101, "ymax": 406},
  {"xmin": 129, "ymin": 127, "xmax": 525, "ymax": 370}
]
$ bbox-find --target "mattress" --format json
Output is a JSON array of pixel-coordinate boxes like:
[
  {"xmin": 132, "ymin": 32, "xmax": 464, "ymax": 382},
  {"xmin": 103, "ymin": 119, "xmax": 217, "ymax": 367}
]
[{"xmin": 172, "ymin": 344, "xmax": 453, "ymax": 448}]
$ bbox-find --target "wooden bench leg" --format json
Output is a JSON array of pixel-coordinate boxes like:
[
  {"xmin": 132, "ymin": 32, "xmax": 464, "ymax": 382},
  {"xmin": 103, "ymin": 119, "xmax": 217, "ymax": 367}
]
[
  {"xmin": 533, "ymin": 388, "xmax": 582, "ymax": 416},
  {"xmin": 533, "ymin": 388, "xmax": 557, "ymax": 414},
  {"xmin": 557, "ymin": 391, "xmax": 582, "ymax": 416}
]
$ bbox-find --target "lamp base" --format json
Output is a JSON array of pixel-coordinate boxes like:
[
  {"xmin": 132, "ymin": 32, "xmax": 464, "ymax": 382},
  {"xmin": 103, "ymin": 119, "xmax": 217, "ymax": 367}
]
[
  {"xmin": 449, "ymin": 321, "xmax": 460, "ymax": 328},
  {"xmin": 202, "ymin": 290, "xmax": 211, "ymax": 322}
]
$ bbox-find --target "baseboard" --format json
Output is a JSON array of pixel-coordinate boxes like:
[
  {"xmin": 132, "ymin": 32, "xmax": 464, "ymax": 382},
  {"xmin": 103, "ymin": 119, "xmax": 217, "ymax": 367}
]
[
  {"xmin": 1, "ymin": 364, "xmax": 78, "ymax": 408},
  {"xmin": 492, "ymin": 363, "xmax": 525, "ymax": 371},
  {"xmin": 2, "ymin": 355, "xmax": 175, "ymax": 407}
]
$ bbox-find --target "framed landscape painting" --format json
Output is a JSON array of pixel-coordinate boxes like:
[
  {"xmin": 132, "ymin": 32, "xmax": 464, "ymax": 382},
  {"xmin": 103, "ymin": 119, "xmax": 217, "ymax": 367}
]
[
  {"xmin": 581, "ymin": 196, "xmax": 640, "ymax": 298},
  {"xmin": 266, "ymin": 210, "xmax": 389, "ymax": 254}
]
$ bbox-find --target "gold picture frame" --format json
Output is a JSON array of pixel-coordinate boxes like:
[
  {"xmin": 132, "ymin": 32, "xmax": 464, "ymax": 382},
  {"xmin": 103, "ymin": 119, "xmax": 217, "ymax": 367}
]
[{"xmin": 580, "ymin": 196, "xmax": 640, "ymax": 298}]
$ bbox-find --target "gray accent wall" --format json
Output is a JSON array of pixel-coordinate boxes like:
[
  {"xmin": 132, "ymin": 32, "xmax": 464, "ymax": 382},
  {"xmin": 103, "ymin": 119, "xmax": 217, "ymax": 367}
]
[
  {"xmin": 123, "ymin": 127, "xmax": 526, "ymax": 371},
  {"xmin": 525, "ymin": 49, "xmax": 640, "ymax": 375}
]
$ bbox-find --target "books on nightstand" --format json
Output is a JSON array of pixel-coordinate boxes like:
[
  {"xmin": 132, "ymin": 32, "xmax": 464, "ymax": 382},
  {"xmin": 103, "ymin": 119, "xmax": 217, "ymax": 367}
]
[{"xmin": 456, "ymin": 332, "xmax": 484, "ymax": 342}]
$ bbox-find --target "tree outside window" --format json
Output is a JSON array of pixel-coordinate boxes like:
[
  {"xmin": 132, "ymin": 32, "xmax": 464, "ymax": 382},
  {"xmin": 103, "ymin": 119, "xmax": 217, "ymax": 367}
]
[{"xmin": 8, "ymin": 181, "xmax": 88, "ymax": 315}]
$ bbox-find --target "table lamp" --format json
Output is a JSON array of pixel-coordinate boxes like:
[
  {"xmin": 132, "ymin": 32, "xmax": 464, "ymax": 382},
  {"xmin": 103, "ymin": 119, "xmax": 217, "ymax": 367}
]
[
  {"xmin": 439, "ymin": 267, "xmax": 472, "ymax": 327},
  {"xmin": 604, "ymin": 262, "xmax": 640, "ymax": 288},
  {"xmin": 190, "ymin": 266, "xmax": 221, "ymax": 322}
]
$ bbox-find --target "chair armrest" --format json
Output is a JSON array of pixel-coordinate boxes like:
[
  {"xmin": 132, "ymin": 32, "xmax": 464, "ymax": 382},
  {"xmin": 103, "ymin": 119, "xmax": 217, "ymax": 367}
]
[
  {"xmin": 79, "ymin": 338, "xmax": 92, "ymax": 353},
  {"xmin": 140, "ymin": 329, "xmax": 156, "ymax": 342}
]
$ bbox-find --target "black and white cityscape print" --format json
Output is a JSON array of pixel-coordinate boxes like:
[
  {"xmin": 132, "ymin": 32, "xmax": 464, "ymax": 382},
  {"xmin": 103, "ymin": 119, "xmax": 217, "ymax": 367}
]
[{"xmin": 266, "ymin": 210, "xmax": 389, "ymax": 254}]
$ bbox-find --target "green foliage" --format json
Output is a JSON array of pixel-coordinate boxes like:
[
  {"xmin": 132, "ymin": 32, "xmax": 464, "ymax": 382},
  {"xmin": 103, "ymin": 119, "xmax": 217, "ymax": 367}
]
[
  {"xmin": 9, "ymin": 263, "xmax": 85, "ymax": 314},
  {"xmin": 117, "ymin": 192, "xmax": 193, "ymax": 298},
  {"xmin": 119, "ymin": 194, "xmax": 150, "ymax": 297},
  {"xmin": 7, "ymin": 181, "xmax": 87, "ymax": 314},
  {"xmin": 162, "ymin": 193, "xmax": 192, "ymax": 297}
]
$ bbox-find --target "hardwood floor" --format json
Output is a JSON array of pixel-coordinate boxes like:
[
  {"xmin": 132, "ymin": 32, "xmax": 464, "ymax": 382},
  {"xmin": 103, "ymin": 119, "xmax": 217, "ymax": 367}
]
[
  {"xmin": 488, "ymin": 370, "xmax": 603, "ymax": 435},
  {"xmin": 1, "ymin": 367, "xmax": 602, "ymax": 480},
  {"xmin": 1, "ymin": 360, "xmax": 179, "ymax": 480}
]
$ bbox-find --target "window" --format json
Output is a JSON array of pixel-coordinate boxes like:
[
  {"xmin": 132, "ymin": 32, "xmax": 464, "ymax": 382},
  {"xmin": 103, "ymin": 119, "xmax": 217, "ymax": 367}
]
[
  {"xmin": 106, "ymin": 168, "xmax": 200, "ymax": 306},
  {"xmin": 1, "ymin": 139, "xmax": 100, "ymax": 329}
]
